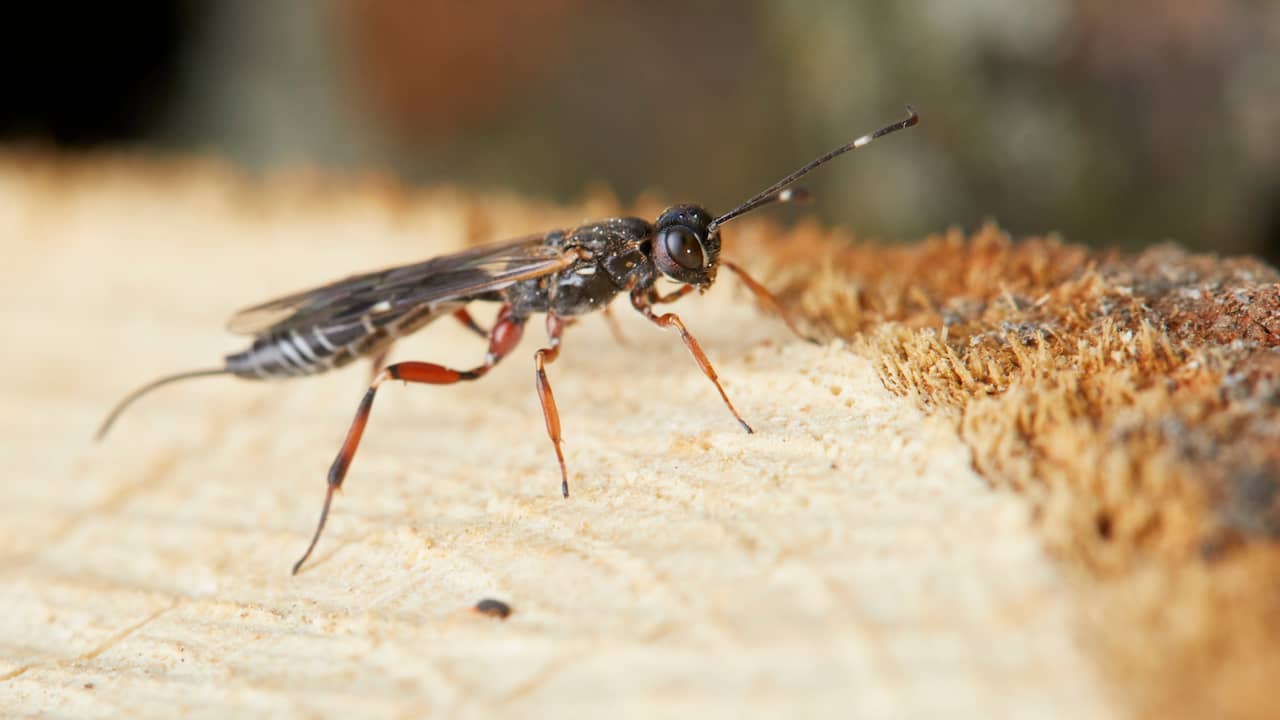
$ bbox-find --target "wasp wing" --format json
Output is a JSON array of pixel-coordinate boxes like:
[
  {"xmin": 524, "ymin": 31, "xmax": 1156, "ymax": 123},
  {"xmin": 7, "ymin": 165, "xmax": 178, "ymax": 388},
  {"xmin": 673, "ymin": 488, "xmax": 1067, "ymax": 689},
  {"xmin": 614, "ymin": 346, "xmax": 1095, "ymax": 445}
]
[{"xmin": 227, "ymin": 235, "xmax": 571, "ymax": 336}]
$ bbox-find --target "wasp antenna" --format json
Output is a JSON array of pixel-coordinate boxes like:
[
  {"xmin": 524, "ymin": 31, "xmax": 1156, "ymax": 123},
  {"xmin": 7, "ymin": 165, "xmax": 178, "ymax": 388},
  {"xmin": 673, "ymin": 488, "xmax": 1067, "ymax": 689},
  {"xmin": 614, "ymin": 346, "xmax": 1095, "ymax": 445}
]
[
  {"xmin": 710, "ymin": 105, "xmax": 919, "ymax": 231},
  {"xmin": 777, "ymin": 187, "xmax": 812, "ymax": 204},
  {"xmin": 96, "ymin": 368, "xmax": 230, "ymax": 441}
]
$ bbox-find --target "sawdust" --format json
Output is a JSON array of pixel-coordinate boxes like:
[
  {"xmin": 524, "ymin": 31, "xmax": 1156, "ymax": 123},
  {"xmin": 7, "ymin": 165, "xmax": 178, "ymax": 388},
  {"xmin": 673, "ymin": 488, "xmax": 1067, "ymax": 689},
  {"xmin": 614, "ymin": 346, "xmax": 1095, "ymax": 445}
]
[{"xmin": 736, "ymin": 221, "xmax": 1280, "ymax": 719}]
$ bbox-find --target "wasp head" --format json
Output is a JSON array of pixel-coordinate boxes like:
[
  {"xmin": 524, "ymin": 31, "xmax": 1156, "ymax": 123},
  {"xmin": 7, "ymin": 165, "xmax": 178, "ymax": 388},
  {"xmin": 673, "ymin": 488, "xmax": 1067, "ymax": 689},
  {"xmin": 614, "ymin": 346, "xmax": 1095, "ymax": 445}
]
[{"xmin": 652, "ymin": 205, "xmax": 719, "ymax": 288}]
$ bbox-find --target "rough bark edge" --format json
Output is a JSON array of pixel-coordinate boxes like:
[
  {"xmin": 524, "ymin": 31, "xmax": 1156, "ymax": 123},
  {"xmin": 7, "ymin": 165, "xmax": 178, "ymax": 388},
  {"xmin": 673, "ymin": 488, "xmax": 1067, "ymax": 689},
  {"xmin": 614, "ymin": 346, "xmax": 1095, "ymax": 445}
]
[{"xmin": 729, "ymin": 220, "xmax": 1280, "ymax": 720}]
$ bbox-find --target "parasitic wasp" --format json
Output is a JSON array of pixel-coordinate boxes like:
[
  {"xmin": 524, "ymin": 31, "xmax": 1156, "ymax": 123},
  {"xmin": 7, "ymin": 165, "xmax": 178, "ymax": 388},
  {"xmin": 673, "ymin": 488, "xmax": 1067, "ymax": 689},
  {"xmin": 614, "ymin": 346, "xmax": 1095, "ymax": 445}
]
[{"xmin": 98, "ymin": 107, "xmax": 919, "ymax": 573}]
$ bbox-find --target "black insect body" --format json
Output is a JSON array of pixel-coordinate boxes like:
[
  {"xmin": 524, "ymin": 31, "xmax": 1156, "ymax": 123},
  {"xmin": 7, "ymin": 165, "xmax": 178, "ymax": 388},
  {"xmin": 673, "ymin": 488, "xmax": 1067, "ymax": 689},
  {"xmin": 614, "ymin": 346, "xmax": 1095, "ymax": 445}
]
[{"xmin": 98, "ymin": 108, "xmax": 919, "ymax": 574}]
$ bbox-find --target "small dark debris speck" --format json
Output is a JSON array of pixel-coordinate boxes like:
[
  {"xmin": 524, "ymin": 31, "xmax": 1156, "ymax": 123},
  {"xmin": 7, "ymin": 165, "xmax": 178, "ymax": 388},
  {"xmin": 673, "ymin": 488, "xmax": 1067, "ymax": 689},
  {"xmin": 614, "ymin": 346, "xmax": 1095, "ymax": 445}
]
[
  {"xmin": 473, "ymin": 598, "xmax": 512, "ymax": 620},
  {"xmin": 83, "ymin": 683, "xmax": 94, "ymax": 690},
  {"xmin": 1095, "ymin": 512, "xmax": 1113, "ymax": 541}
]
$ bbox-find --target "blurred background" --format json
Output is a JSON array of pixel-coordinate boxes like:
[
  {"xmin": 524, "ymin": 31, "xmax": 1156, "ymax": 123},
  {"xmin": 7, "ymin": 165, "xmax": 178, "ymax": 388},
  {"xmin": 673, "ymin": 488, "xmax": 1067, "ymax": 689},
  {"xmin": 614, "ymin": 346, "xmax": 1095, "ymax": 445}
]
[{"xmin": 2, "ymin": 1, "xmax": 1278, "ymax": 261}]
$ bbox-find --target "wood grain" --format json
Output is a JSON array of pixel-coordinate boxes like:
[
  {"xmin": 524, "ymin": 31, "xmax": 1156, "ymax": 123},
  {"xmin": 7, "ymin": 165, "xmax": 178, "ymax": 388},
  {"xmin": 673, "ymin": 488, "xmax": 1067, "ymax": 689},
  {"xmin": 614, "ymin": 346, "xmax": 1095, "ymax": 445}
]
[{"xmin": 0, "ymin": 162, "xmax": 1110, "ymax": 718}]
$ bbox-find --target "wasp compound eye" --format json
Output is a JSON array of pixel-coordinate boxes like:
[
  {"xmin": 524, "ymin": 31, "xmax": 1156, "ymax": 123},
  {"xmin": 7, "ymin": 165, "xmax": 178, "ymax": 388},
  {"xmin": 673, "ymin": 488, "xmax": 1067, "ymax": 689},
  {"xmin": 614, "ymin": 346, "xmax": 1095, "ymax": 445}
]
[{"xmin": 660, "ymin": 226, "xmax": 705, "ymax": 270}]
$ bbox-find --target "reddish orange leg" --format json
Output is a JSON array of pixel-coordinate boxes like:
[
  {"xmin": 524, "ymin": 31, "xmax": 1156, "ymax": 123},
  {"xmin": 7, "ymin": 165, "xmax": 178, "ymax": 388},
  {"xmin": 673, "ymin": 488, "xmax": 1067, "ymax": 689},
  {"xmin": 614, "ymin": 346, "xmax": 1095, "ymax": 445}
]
[
  {"xmin": 292, "ymin": 305, "xmax": 526, "ymax": 575},
  {"xmin": 720, "ymin": 259, "xmax": 818, "ymax": 344},
  {"xmin": 452, "ymin": 307, "xmax": 488, "ymax": 338},
  {"xmin": 631, "ymin": 290, "xmax": 753, "ymax": 434},
  {"xmin": 652, "ymin": 284, "xmax": 695, "ymax": 305},
  {"xmin": 534, "ymin": 314, "xmax": 571, "ymax": 498},
  {"xmin": 365, "ymin": 309, "xmax": 489, "ymax": 401}
]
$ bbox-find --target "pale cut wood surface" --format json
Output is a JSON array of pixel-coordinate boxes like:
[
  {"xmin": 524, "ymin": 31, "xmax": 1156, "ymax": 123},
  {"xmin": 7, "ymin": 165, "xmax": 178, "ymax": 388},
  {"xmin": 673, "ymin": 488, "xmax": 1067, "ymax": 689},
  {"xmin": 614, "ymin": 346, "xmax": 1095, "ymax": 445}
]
[{"xmin": 0, "ymin": 166, "xmax": 1113, "ymax": 718}]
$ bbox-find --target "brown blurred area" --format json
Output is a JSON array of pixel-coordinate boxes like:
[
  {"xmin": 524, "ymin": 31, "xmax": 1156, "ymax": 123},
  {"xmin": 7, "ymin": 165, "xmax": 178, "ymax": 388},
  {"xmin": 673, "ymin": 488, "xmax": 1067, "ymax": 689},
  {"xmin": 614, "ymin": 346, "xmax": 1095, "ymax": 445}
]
[{"xmin": 2, "ymin": 1, "xmax": 1278, "ymax": 260}]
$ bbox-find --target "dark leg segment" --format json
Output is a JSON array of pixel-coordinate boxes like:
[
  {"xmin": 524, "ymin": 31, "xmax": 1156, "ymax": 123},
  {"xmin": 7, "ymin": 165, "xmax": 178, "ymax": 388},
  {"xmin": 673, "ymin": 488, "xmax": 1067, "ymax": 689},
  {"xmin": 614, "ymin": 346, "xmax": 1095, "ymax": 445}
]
[
  {"xmin": 720, "ymin": 259, "xmax": 818, "ymax": 343},
  {"xmin": 632, "ymin": 290, "xmax": 753, "ymax": 434},
  {"xmin": 292, "ymin": 305, "xmax": 526, "ymax": 575},
  {"xmin": 534, "ymin": 314, "xmax": 570, "ymax": 497},
  {"xmin": 368, "ymin": 346, "xmax": 392, "ymax": 383}
]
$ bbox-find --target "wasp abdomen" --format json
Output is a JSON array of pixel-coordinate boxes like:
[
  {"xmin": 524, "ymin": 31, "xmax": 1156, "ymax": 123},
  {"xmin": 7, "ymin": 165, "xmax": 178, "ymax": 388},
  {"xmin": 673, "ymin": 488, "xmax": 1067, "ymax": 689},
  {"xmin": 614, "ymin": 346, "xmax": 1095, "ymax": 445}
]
[
  {"xmin": 225, "ymin": 302, "xmax": 452, "ymax": 380},
  {"xmin": 226, "ymin": 323, "xmax": 371, "ymax": 379}
]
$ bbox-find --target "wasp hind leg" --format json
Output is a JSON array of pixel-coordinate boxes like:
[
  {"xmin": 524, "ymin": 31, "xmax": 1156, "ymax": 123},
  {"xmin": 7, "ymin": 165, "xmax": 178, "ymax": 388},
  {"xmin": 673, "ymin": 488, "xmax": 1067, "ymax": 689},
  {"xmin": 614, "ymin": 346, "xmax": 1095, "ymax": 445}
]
[
  {"xmin": 365, "ymin": 308, "xmax": 492, "ymax": 381},
  {"xmin": 452, "ymin": 307, "xmax": 489, "ymax": 338},
  {"xmin": 293, "ymin": 305, "xmax": 526, "ymax": 575}
]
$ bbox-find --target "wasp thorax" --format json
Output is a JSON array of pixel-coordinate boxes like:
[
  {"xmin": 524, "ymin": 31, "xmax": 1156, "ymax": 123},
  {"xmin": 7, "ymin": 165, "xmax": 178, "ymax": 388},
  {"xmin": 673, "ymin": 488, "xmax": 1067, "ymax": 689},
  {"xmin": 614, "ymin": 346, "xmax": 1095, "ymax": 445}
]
[{"xmin": 652, "ymin": 205, "xmax": 719, "ymax": 286}]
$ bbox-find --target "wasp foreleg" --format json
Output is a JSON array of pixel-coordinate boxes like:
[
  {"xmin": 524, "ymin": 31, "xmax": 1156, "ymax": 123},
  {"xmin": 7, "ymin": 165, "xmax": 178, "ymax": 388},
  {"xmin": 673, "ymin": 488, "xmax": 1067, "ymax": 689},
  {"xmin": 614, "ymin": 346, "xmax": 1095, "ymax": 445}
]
[
  {"xmin": 651, "ymin": 284, "xmax": 695, "ymax": 305},
  {"xmin": 720, "ymin": 259, "xmax": 818, "ymax": 344},
  {"xmin": 632, "ymin": 290, "xmax": 753, "ymax": 435}
]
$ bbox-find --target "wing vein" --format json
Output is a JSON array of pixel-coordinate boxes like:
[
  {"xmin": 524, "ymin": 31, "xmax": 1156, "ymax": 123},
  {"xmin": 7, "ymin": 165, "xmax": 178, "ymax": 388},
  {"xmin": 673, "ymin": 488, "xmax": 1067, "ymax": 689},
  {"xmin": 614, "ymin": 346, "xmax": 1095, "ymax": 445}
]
[{"xmin": 226, "ymin": 235, "xmax": 571, "ymax": 337}]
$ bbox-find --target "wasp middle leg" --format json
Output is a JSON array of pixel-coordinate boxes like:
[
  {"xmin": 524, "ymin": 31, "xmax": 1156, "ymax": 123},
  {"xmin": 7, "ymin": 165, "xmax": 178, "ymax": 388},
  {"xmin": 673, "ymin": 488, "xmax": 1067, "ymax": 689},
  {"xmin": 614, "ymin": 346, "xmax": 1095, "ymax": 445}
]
[
  {"xmin": 293, "ymin": 305, "xmax": 526, "ymax": 574},
  {"xmin": 600, "ymin": 303, "xmax": 628, "ymax": 346},
  {"xmin": 452, "ymin": 307, "xmax": 488, "ymax": 338},
  {"xmin": 533, "ymin": 313, "xmax": 571, "ymax": 498}
]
